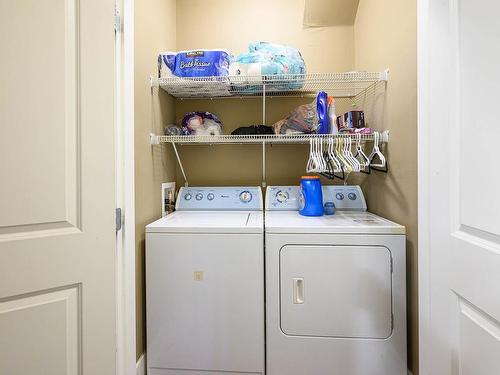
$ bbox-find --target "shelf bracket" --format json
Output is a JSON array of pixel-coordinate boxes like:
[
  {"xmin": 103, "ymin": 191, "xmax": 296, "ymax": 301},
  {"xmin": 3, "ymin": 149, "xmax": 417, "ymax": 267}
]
[
  {"xmin": 150, "ymin": 75, "xmax": 159, "ymax": 88},
  {"xmin": 262, "ymin": 141, "xmax": 266, "ymax": 188},
  {"xmin": 381, "ymin": 130, "xmax": 390, "ymax": 142},
  {"xmin": 380, "ymin": 69, "xmax": 390, "ymax": 81},
  {"xmin": 171, "ymin": 143, "xmax": 189, "ymax": 187},
  {"xmin": 150, "ymin": 133, "xmax": 160, "ymax": 145}
]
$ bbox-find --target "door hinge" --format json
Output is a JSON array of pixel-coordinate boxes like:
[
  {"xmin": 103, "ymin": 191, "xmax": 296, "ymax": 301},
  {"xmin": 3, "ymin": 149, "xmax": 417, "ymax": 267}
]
[
  {"xmin": 114, "ymin": 7, "xmax": 121, "ymax": 33},
  {"xmin": 116, "ymin": 208, "xmax": 122, "ymax": 232}
]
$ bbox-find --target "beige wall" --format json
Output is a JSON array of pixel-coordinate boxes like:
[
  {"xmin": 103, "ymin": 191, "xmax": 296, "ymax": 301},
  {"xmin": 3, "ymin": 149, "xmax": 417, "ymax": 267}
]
[
  {"xmin": 354, "ymin": 0, "xmax": 418, "ymax": 373},
  {"xmin": 134, "ymin": 0, "xmax": 177, "ymax": 360},
  {"xmin": 175, "ymin": 0, "xmax": 355, "ymax": 186}
]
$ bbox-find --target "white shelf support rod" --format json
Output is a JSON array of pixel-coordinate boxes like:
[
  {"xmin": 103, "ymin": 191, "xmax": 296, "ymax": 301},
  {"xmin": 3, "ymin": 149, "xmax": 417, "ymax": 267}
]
[
  {"xmin": 262, "ymin": 83, "xmax": 266, "ymax": 125},
  {"xmin": 171, "ymin": 143, "xmax": 188, "ymax": 187},
  {"xmin": 262, "ymin": 141, "xmax": 266, "ymax": 188}
]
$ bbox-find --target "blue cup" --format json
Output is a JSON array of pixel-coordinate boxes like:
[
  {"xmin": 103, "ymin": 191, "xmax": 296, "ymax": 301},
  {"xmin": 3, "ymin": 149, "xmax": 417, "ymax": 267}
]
[
  {"xmin": 324, "ymin": 201, "xmax": 336, "ymax": 215},
  {"xmin": 299, "ymin": 176, "xmax": 324, "ymax": 216}
]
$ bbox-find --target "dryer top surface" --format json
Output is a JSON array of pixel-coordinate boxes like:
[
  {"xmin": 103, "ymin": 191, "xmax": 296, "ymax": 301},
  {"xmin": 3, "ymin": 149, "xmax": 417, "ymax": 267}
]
[{"xmin": 265, "ymin": 211, "xmax": 405, "ymax": 235}]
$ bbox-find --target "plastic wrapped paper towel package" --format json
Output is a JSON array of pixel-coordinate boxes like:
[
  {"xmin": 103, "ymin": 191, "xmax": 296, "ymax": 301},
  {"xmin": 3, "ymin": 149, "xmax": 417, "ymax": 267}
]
[
  {"xmin": 230, "ymin": 42, "xmax": 306, "ymax": 91},
  {"xmin": 158, "ymin": 49, "xmax": 230, "ymax": 78}
]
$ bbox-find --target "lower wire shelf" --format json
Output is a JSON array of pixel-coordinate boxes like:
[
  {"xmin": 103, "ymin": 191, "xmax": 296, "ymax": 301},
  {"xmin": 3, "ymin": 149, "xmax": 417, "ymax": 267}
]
[
  {"xmin": 150, "ymin": 132, "xmax": 389, "ymax": 188},
  {"xmin": 150, "ymin": 132, "xmax": 389, "ymax": 145}
]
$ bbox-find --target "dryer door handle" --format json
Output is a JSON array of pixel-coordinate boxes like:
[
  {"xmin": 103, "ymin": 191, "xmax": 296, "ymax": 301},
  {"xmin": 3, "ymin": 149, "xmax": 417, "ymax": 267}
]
[{"xmin": 293, "ymin": 278, "xmax": 304, "ymax": 304}]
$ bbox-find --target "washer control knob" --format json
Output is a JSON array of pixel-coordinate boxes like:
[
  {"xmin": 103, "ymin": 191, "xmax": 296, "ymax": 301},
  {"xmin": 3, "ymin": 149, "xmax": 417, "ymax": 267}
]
[
  {"xmin": 239, "ymin": 191, "xmax": 253, "ymax": 203},
  {"xmin": 184, "ymin": 193, "xmax": 192, "ymax": 201},
  {"xmin": 348, "ymin": 193, "xmax": 357, "ymax": 200},
  {"xmin": 276, "ymin": 190, "xmax": 289, "ymax": 203},
  {"xmin": 195, "ymin": 193, "xmax": 203, "ymax": 201},
  {"xmin": 335, "ymin": 193, "xmax": 345, "ymax": 200},
  {"xmin": 207, "ymin": 193, "xmax": 215, "ymax": 201}
]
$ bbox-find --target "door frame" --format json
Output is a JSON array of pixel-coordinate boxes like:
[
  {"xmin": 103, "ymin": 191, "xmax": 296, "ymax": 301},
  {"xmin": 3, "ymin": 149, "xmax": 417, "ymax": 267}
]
[
  {"xmin": 417, "ymin": 0, "xmax": 431, "ymax": 372},
  {"xmin": 418, "ymin": 0, "xmax": 451, "ymax": 372},
  {"xmin": 116, "ymin": 0, "xmax": 137, "ymax": 374}
]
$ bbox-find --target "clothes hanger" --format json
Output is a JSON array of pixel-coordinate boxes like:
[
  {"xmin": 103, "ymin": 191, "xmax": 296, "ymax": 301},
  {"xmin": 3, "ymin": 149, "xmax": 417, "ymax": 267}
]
[
  {"xmin": 328, "ymin": 138, "xmax": 342, "ymax": 173},
  {"xmin": 354, "ymin": 133, "xmax": 371, "ymax": 174},
  {"xmin": 368, "ymin": 131, "xmax": 388, "ymax": 172},
  {"xmin": 345, "ymin": 136, "xmax": 361, "ymax": 172},
  {"xmin": 306, "ymin": 138, "xmax": 317, "ymax": 173},
  {"xmin": 341, "ymin": 135, "xmax": 356, "ymax": 173},
  {"xmin": 321, "ymin": 137, "xmax": 345, "ymax": 180},
  {"xmin": 317, "ymin": 138, "xmax": 327, "ymax": 173},
  {"xmin": 336, "ymin": 136, "xmax": 351, "ymax": 173}
]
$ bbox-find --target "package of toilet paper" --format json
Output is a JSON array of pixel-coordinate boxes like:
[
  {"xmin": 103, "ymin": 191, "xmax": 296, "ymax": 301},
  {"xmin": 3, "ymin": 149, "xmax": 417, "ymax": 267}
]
[
  {"xmin": 158, "ymin": 52, "xmax": 177, "ymax": 78},
  {"xmin": 158, "ymin": 49, "xmax": 231, "ymax": 78}
]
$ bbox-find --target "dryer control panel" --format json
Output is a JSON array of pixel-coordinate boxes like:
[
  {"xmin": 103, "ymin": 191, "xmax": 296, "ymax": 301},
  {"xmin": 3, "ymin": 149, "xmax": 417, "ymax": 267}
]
[
  {"xmin": 266, "ymin": 185, "xmax": 367, "ymax": 211},
  {"xmin": 176, "ymin": 186, "xmax": 263, "ymax": 211}
]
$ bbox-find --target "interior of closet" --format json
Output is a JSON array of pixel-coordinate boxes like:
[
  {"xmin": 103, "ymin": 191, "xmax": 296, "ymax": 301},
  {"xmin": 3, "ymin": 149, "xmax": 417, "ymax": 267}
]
[{"xmin": 135, "ymin": 0, "xmax": 417, "ymax": 373}]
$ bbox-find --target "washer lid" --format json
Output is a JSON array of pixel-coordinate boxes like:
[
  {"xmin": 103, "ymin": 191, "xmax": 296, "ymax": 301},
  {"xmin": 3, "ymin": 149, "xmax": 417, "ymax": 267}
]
[
  {"xmin": 265, "ymin": 211, "xmax": 405, "ymax": 234},
  {"xmin": 146, "ymin": 211, "xmax": 263, "ymax": 234}
]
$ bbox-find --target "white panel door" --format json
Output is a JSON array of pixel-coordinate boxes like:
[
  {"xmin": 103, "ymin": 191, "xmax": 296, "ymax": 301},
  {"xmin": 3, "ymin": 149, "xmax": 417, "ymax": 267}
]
[
  {"xmin": 0, "ymin": 0, "xmax": 116, "ymax": 374},
  {"xmin": 419, "ymin": 0, "xmax": 500, "ymax": 374}
]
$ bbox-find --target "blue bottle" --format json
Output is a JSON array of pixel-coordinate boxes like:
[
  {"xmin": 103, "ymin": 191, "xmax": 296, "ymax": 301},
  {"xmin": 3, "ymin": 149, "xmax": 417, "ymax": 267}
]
[
  {"xmin": 299, "ymin": 176, "xmax": 324, "ymax": 216},
  {"xmin": 316, "ymin": 91, "xmax": 329, "ymax": 134}
]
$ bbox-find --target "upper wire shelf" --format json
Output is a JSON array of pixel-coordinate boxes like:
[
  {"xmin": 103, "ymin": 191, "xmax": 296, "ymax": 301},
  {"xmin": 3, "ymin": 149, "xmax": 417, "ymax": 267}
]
[
  {"xmin": 150, "ymin": 70, "xmax": 389, "ymax": 99},
  {"xmin": 150, "ymin": 132, "xmax": 389, "ymax": 145}
]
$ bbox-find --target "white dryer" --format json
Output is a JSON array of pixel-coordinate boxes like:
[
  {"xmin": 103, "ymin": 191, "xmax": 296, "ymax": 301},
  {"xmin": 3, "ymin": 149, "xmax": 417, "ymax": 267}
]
[
  {"xmin": 146, "ymin": 187, "xmax": 264, "ymax": 375},
  {"xmin": 265, "ymin": 185, "xmax": 407, "ymax": 375}
]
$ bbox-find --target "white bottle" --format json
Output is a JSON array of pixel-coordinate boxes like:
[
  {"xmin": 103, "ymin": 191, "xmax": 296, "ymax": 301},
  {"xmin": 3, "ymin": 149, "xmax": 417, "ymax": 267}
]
[{"xmin": 327, "ymin": 96, "xmax": 338, "ymax": 134}]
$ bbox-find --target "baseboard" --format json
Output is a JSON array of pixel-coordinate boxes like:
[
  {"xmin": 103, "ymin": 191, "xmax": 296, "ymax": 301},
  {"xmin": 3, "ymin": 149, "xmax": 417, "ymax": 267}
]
[{"xmin": 136, "ymin": 353, "xmax": 145, "ymax": 375}]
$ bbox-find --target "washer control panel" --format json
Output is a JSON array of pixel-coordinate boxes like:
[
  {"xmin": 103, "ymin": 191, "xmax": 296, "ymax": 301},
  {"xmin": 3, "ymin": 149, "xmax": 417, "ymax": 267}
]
[
  {"xmin": 266, "ymin": 185, "xmax": 367, "ymax": 211},
  {"xmin": 176, "ymin": 187, "xmax": 262, "ymax": 211}
]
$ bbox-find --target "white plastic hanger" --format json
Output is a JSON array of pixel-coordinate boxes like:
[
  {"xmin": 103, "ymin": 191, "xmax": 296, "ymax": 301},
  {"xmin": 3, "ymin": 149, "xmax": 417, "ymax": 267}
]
[
  {"xmin": 354, "ymin": 133, "xmax": 370, "ymax": 171},
  {"xmin": 327, "ymin": 138, "xmax": 342, "ymax": 173},
  {"xmin": 336, "ymin": 136, "xmax": 352, "ymax": 173},
  {"xmin": 345, "ymin": 136, "xmax": 361, "ymax": 172},
  {"xmin": 306, "ymin": 137, "xmax": 325, "ymax": 173},
  {"xmin": 306, "ymin": 138, "xmax": 316, "ymax": 173},
  {"xmin": 368, "ymin": 131, "xmax": 386, "ymax": 168},
  {"xmin": 314, "ymin": 138, "xmax": 326, "ymax": 173}
]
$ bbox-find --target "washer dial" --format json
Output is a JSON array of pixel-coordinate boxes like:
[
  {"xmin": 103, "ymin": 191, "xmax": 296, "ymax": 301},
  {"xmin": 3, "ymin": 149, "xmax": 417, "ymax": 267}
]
[
  {"xmin": 239, "ymin": 191, "xmax": 253, "ymax": 203},
  {"xmin": 276, "ymin": 190, "xmax": 289, "ymax": 203},
  {"xmin": 184, "ymin": 193, "xmax": 192, "ymax": 201},
  {"xmin": 195, "ymin": 193, "xmax": 203, "ymax": 201},
  {"xmin": 207, "ymin": 193, "xmax": 215, "ymax": 201}
]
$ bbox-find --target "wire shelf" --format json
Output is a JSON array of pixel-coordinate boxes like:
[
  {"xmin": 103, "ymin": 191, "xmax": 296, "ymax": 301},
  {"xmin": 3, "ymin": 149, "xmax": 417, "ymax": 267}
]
[
  {"xmin": 150, "ymin": 132, "xmax": 389, "ymax": 145},
  {"xmin": 151, "ymin": 71, "xmax": 388, "ymax": 99}
]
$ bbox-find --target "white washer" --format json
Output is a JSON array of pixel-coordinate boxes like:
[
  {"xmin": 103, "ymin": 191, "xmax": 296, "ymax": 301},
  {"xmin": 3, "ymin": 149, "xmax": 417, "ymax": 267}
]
[
  {"xmin": 146, "ymin": 187, "xmax": 264, "ymax": 375},
  {"xmin": 265, "ymin": 186, "xmax": 407, "ymax": 375}
]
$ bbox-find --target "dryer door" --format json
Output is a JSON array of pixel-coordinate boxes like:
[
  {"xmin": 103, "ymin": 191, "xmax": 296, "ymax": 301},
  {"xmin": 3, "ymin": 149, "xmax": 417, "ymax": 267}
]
[{"xmin": 280, "ymin": 245, "xmax": 393, "ymax": 339}]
